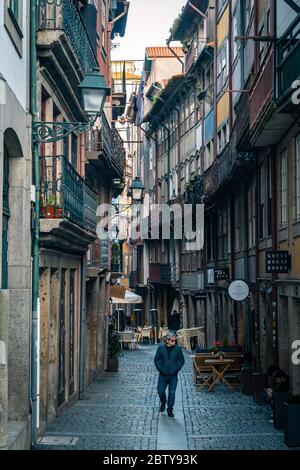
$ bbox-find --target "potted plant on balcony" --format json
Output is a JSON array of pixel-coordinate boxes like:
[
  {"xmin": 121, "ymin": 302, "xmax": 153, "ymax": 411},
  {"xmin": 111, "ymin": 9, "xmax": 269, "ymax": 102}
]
[
  {"xmin": 106, "ymin": 324, "xmax": 121, "ymax": 372},
  {"xmin": 284, "ymin": 394, "xmax": 300, "ymax": 446},
  {"xmin": 41, "ymin": 193, "xmax": 57, "ymax": 218}
]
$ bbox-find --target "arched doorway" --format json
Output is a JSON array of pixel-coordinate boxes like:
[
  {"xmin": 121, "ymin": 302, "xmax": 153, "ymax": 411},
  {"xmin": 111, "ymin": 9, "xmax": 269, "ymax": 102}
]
[
  {"xmin": 2, "ymin": 128, "xmax": 24, "ymax": 289},
  {"xmin": 2, "ymin": 143, "xmax": 10, "ymax": 289}
]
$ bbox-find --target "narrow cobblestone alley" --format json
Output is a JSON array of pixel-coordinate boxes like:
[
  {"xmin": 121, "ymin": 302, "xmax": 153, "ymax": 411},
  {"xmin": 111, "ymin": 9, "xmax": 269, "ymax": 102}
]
[{"xmin": 35, "ymin": 346, "xmax": 290, "ymax": 451}]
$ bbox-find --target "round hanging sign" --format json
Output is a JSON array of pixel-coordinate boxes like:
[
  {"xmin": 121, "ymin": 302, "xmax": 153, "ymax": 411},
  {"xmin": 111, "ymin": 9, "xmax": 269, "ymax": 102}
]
[{"xmin": 228, "ymin": 280, "xmax": 249, "ymax": 302}]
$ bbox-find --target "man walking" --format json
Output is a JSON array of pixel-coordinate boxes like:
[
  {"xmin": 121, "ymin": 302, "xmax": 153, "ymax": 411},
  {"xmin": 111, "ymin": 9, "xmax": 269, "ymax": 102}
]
[
  {"xmin": 168, "ymin": 309, "xmax": 181, "ymax": 333},
  {"xmin": 154, "ymin": 331, "xmax": 185, "ymax": 417}
]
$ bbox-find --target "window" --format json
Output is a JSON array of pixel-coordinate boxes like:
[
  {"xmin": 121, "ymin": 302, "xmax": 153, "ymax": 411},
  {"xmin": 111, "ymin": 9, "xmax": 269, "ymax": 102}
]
[
  {"xmin": 267, "ymin": 155, "xmax": 272, "ymax": 237},
  {"xmin": 101, "ymin": 0, "xmax": 107, "ymax": 52},
  {"xmin": 205, "ymin": 140, "xmax": 213, "ymax": 170},
  {"xmin": 248, "ymin": 183, "xmax": 255, "ymax": 248},
  {"xmin": 206, "ymin": 216, "xmax": 214, "ymax": 261},
  {"xmin": 232, "ymin": 4, "xmax": 239, "ymax": 61},
  {"xmin": 4, "ymin": 0, "xmax": 23, "ymax": 56},
  {"xmin": 245, "ymin": 0, "xmax": 254, "ymax": 30},
  {"xmin": 296, "ymin": 135, "xmax": 300, "ymax": 220},
  {"xmin": 217, "ymin": 40, "xmax": 228, "ymax": 94},
  {"xmin": 217, "ymin": 130, "xmax": 222, "ymax": 153},
  {"xmin": 235, "ymin": 197, "xmax": 241, "ymax": 251},
  {"xmin": 280, "ymin": 150, "xmax": 288, "ymax": 227},
  {"xmin": 149, "ymin": 143, "xmax": 154, "ymax": 171},
  {"xmin": 258, "ymin": 164, "xmax": 265, "ymax": 239},
  {"xmin": 217, "ymin": 207, "xmax": 228, "ymax": 259},
  {"xmin": 71, "ymin": 134, "xmax": 77, "ymax": 169}
]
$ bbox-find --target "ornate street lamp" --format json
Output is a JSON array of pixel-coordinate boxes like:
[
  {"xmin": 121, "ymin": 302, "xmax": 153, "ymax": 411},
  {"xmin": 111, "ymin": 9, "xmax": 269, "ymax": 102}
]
[
  {"xmin": 129, "ymin": 176, "xmax": 145, "ymax": 203},
  {"xmin": 78, "ymin": 68, "xmax": 110, "ymax": 116},
  {"xmin": 32, "ymin": 68, "xmax": 110, "ymax": 144}
]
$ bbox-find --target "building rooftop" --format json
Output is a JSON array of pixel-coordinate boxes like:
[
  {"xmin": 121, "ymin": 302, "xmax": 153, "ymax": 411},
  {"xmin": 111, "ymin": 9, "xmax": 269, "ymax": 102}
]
[{"xmin": 145, "ymin": 47, "xmax": 184, "ymax": 59}]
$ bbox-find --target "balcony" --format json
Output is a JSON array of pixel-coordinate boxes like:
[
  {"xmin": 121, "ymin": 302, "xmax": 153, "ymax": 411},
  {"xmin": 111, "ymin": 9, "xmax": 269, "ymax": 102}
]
[
  {"xmin": 249, "ymin": 50, "xmax": 274, "ymax": 140},
  {"xmin": 40, "ymin": 155, "xmax": 97, "ymax": 253},
  {"xmin": 203, "ymin": 160, "xmax": 218, "ymax": 198},
  {"xmin": 218, "ymin": 142, "xmax": 256, "ymax": 189},
  {"xmin": 37, "ymin": 0, "xmax": 97, "ymax": 73},
  {"xmin": 149, "ymin": 264, "xmax": 161, "ymax": 283},
  {"xmin": 276, "ymin": 15, "xmax": 300, "ymax": 106},
  {"xmin": 181, "ymin": 273, "xmax": 204, "ymax": 291},
  {"xmin": 185, "ymin": 43, "xmax": 196, "ymax": 73},
  {"xmin": 188, "ymin": 175, "xmax": 204, "ymax": 204},
  {"xmin": 86, "ymin": 113, "xmax": 125, "ymax": 178},
  {"xmin": 37, "ymin": 0, "xmax": 97, "ymax": 118},
  {"xmin": 148, "ymin": 264, "xmax": 177, "ymax": 285},
  {"xmin": 161, "ymin": 265, "xmax": 174, "ymax": 285},
  {"xmin": 129, "ymin": 270, "xmax": 142, "ymax": 288}
]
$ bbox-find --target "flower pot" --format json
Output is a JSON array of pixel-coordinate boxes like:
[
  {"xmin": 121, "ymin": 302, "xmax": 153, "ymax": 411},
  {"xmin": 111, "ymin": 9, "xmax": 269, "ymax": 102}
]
[
  {"xmin": 241, "ymin": 368, "xmax": 254, "ymax": 395},
  {"xmin": 55, "ymin": 207, "xmax": 63, "ymax": 218},
  {"xmin": 273, "ymin": 392, "xmax": 289, "ymax": 430},
  {"xmin": 43, "ymin": 205, "xmax": 56, "ymax": 218},
  {"xmin": 284, "ymin": 402, "xmax": 300, "ymax": 447},
  {"xmin": 107, "ymin": 357, "xmax": 118, "ymax": 372},
  {"xmin": 252, "ymin": 372, "xmax": 268, "ymax": 403}
]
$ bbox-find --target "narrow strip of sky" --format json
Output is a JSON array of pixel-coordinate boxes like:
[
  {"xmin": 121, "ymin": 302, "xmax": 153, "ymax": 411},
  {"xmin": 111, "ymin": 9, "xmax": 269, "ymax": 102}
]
[{"xmin": 111, "ymin": 0, "xmax": 186, "ymax": 62}]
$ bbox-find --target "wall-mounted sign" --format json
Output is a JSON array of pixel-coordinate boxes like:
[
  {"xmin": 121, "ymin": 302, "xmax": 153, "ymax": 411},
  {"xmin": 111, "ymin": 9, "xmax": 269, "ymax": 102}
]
[
  {"xmin": 214, "ymin": 267, "xmax": 230, "ymax": 281},
  {"xmin": 266, "ymin": 250, "xmax": 291, "ymax": 273},
  {"xmin": 193, "ymin": 292, "xmax": 207, "ymax": 300},
  {"xmin": 228, "ymin": 280, "xmax": 249, "ymax": 302}
]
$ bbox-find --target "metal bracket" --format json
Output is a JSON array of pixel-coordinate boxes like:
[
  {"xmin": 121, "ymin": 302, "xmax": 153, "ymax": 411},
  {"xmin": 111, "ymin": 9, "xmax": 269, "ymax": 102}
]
[{"xmin": 32, "ymin": 118, "xmax": 97, "ymax": 144}]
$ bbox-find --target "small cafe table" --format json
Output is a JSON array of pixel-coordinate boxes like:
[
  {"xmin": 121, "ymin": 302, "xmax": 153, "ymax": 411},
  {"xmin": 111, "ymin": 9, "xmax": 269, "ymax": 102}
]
[{"xmin": 204, "ymin": 358, "xmax": 234, "ymax": 391}]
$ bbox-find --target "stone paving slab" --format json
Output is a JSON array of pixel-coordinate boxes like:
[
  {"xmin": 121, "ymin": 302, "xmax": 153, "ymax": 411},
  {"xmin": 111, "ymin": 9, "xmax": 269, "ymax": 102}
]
[{"xmin": 35, "ymin": 345, "xmax": 291, "ymax": 451}]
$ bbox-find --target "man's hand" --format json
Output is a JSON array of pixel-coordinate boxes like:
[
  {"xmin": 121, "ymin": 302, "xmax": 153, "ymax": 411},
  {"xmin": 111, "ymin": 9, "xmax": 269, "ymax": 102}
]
[{"xmin": 264, "ymin": 388, "xmax": 272, "ymax": 398}]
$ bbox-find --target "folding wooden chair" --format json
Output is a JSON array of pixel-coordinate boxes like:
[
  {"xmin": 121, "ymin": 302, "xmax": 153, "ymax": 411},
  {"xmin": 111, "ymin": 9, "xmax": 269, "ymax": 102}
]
[{"xmin": 193, "ymin": 354, "xmax": 214, "ymax": 390}]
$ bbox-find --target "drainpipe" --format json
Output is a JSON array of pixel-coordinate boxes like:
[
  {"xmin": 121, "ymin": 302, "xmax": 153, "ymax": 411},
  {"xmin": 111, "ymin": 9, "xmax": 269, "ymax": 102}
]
[
  {"xmin": 174, "ymin": 106, "xmax": 183, "ymax": 322},
  {"xmin": 244, "ymin": 184, "xmax": 252, "ymax": 357},
  {"xmin": 230, "ymin": 193, "xmax": 237, "ymax": 345},
  {"xmin": 255, "ymin": 157, "xmax": 261, "ymax": 369},
  {"xmin": 271, "ymin": 147, "xmax": 278, "ymax": 365},
  {"xmin": 159, "ymin": 121, "xmax": 171, "ymax": 202},
  {"xmin": 159, "ymin": 120, "xmax": 171, "ymax": 286},
  {"xmin": 79, "ymin": 256, "xmax": 87, "ymax": 400},
  {"xmin": 30, "ymin": 0, "xmax": 40, "ymax": 446}
]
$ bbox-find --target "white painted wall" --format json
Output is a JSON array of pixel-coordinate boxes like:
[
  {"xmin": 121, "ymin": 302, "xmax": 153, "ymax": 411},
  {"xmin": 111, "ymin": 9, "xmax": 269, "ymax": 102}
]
[{"xmin": 0, "ymin": 1, "xmax": 29, "ymax": 109}]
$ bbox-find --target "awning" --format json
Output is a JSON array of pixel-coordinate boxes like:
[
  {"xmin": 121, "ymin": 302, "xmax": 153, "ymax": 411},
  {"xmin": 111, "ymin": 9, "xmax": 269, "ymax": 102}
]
[{"xmin": 110, "ymin": 288, "xmax": 143, "ymax": 304}]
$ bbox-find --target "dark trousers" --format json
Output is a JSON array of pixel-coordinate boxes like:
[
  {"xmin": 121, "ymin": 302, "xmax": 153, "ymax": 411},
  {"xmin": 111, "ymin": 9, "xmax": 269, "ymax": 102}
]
[{"xmin": 157, "ymin": 374, "xmax": 178, "ymax": 411}]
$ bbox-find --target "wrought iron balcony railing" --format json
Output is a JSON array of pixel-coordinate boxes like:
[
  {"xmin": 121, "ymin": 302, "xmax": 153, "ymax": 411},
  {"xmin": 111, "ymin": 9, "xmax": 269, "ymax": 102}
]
[
  {"xmin": 37, "ymin": 0, "xmax": 98, "ymax": 73},
  {"xmin": 149, "ymin": 263, "xmax": 161, "ymax": 283},
  {"xmin": 111, "ymin": 125, "xmax": 126, "ymax": 174},
  {"xmin": 129, "ymin": 271, "xmax": 137, "ymax": 288},
  {"xmin": 40, "ymin": 155, "xmax": 97, "ymax": 233},
  {"xmin": 218, "ymin": 143, "xmax": 256, "ymax": 187},
  {"xmin": 277, "ymin": 15, "xmax": 300, "ymax": 101},
  {"xmin": 185, "ymin": 43, "xmax": 196, "ymax": 73},
  {"xmin": 86, "ymin": 113, "xmax": 125, "ymax": 176}
]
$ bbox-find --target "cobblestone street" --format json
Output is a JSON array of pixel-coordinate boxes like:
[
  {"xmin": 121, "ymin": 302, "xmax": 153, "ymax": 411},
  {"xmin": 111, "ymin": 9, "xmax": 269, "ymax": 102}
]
[{"xmin": 35, "ymin": 346, "xmax": 290, "ymax": 451}]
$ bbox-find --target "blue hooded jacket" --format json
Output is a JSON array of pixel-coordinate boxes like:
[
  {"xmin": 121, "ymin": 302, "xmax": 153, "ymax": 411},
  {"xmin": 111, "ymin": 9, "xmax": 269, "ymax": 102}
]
[{"xmin": 154, "ymin": 344, "xmax": 185, "ymax": 376}]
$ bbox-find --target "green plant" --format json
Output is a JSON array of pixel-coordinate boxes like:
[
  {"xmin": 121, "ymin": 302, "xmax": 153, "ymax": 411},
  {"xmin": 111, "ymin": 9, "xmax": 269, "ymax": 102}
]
[
  {"xmin": 207, "ymin": 346, "xmax": 218, "ymax": 354},
  {"xmin": 108, "ymin": 326, "xmax": 121, "ymax": 358},
  {"xmin": 222, "ymin": 338, "xmax": 229, "ymax": 348},
  {"xmin": 47, "ymin": 194, "xmax": 56, "ymax": 205},
  {"xmin": 169, "ymin": 14, "xmax": 181, "ymax": 35}
]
